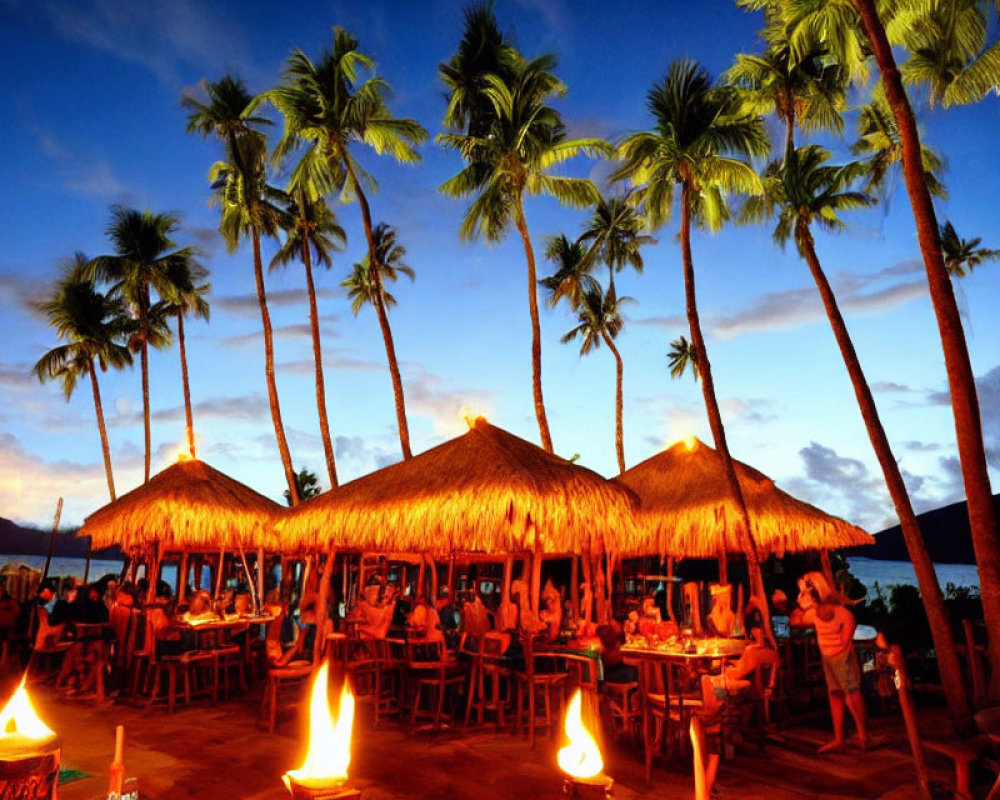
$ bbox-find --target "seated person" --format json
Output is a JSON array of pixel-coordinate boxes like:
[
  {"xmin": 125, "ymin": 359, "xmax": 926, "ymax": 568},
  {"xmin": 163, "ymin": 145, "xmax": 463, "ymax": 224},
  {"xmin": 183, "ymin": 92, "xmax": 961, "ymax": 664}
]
[
  {"xmin": 496, "ymin": 587, "xmax": 520, "ymax": 633},
  {"xmin": 707, "ymin": 584, "xmax": 736, "ymax": 638},
  {"xmin": 408, "ymin": 594, "xmax": 444, "ymax": 644},
  {"xmin": 461, "ymin": 591, "xmax": 491, "ymax": 645},
  {"xmin": 73, "ymin": 584, "xmax": 110, "ymax": 626},
  {"xmin": 226, "ymin": 591, "xmax": 254, "ymax": 619},
  {"xmin": 182, "ymin": 589, "xmax": 219, "ymax": 623},
  {"xmin": 149, "ymin": 602, "xmax": 193, "ymax": 657}
]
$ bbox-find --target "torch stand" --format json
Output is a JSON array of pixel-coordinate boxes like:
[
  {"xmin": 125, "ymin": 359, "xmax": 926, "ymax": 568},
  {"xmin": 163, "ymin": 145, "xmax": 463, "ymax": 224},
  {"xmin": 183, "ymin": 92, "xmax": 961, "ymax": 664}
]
[
  {"xmin": 563, "ymin": 775, "xmax": 614, "ymax": 800},
  {"xmin": 0, "ymin": 737, "xmax": 62, "ymax": 800},
  {"xmin": 285, "ymin": 777, "xmax": 361, "ymax": 800}
]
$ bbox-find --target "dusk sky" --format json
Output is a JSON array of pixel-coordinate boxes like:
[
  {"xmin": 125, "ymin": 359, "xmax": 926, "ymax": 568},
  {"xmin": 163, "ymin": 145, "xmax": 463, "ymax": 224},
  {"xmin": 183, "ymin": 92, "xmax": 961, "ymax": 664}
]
[{"xmin": 2, "ymin": 0, "xmax": 998, "ymax": 533}]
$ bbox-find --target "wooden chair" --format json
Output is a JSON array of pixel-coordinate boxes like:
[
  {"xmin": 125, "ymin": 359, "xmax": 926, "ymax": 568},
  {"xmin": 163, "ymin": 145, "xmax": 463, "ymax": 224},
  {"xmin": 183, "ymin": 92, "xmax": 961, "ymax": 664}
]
[
  {"xmin": 603, "ymin": 679, "xmax": 640, "ymax": 741},
  {"xmin": 260, "ymin": 616, "xmax": 329, "ymax": 734},
  {"xmin": 515, "ymin": 637, "xmax": 569, "ymax": 749},
  {"xmin": 408, "ymin": 637, "xmax": 468, "ymax": 732},
  {"xmin": 635, "ymin": 658, "xmax": 670, "ymax": 784},
  {"xmin": 145, "ymin": 619, "xmax": 215, "ymax": 714},
  {"xmin": 212, "ymin": 622, "xmax": 248, "ymax": 701},
  {"xmin": 466, "ymin": 632, "xmax": 513, "ymax": 729}
]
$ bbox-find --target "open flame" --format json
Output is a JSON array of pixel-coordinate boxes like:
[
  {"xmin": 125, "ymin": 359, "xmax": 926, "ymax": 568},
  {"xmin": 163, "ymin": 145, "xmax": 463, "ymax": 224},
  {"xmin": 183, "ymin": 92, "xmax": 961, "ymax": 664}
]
[
  {"xmin": 557, "ymin": 690, "xmax": 603, "ymax": 779},
  {"xmin": 0, "ymin": 676, "xmax": 55, "ymax": 740},
  {"xmin": 283, "ymin": 663, "xmax": 354, "ymax": 790}
]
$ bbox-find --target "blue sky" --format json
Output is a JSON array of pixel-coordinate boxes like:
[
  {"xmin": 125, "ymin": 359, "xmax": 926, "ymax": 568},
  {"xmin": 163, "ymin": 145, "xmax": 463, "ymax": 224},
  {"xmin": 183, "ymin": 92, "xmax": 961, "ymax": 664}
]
[{"xmin": 1, "ymin": 0, "xmax": 998, "ymax": 532}]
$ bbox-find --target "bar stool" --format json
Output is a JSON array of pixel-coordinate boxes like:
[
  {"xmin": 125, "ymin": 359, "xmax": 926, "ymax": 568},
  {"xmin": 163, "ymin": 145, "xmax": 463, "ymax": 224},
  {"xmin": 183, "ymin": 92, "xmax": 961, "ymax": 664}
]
[
  {"xmin": 466, "ymin": 632, "xmax": 513, "ymax": 729},
  {"xmin": 604, "ymin": 680, "xmax": 640, "ymax": 740},
  {"xmin": 408, "ymin": 638, "xmax": 468, "ymax": 731},
  {"xmin": 515, "ymin": 636, "xmax": 568, "ymax": 749}
]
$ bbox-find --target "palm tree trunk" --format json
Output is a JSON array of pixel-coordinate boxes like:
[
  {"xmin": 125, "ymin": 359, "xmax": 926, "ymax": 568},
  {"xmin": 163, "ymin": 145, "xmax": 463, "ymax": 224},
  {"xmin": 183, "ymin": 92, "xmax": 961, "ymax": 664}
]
[
  {"xmin": 344, "ymin": 162, "xmax": 412, "ymax": 460},
  {"xmin": 177, "ymin": 311, "xmax": 196, "ymax": 459},
  {"xmin": 601, "ymin": 330, "xmax": 626, "ymax": 475},
  {"xmin": 251, "ymin": 224, "xmax": 299, "ymax": 505},
  {"xmin": 302, "ymin": 240, "xmax": 339, "ymax": 486},
  {"xmin": 798, "ymin": 221, "xmax": 972, "ymax": 731},
  {"xmin": 854, "ymin": 0, "xmax": 1000, "ymax": 696},
  {"xmin": 514, "ymin": 192, "xmax": 554, "ymax": 454},
  {"xmin": 89, "ymin": 361, "xmax": 116, "ymax": 502},
  {"xmin": 679, "ymin": 180, "xmax": 773, "ymax": 644}
]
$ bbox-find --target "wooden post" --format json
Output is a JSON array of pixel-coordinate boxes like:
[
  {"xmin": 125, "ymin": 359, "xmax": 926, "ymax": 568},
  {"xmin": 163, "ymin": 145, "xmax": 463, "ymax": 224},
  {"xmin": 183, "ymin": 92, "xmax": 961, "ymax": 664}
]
[
  {"xmin": 666, "ymin": 557, "xmax": 676, "ymax": 621},
  {"xmin": 447, "ymin": 552, "xmax": 456, "ymax": 601},
  {"xmin": 429, "ymin": 554, "xmax": 439, "ymax": 601},
  {"xmin": 41, "ymin": 498, "xmax": 63, "ymax": 583},
  {"xmin": 890, "ymin": 644, "xmax": 933, "ymax": 800},
  {"xmin": 147, "ymin": 542, "xmax": 160, "ymax": 604},
  {"xmin": 718, "ymin": 552, "xmax": 728, "ymax": 586},
  {"xmin": 820, "ymin": 550, "xmax": 835, "ymax": 588},
  {"xmin": 417, "ymin": 558, "xmax": 426, "ymax": 599},
  {"xmin": 237, "ymin": 544, "xmax": 259, "ymax": 614},
  {"xmin": 502, "ymin": 554, "xmax": 513, "ymax": 602},
  {"xmin": 570, "ymin": 555, "xmax": 580, "ymax": 621},
  {"xmin": 313, "ymin": 546, "xmax": 335, "ymax": 664},
  {"xmin": 256, "ymin": 547, "xmax": 266, "ymax": 607},
  {"xmin": 83, "ymin": 536, "xmax": 92, "ymax": 584},
  {"xmin": 214, "ymin": 549, "xmax": 225, "ymax": 601},
  {"xmin": 530, "ymin": 542, "xmax": 543, "ymax": 620},
  {"xmin": 193, "ymin": 557, "xmax": 203, "ymax": 592},
  {"xmin": 177, "ymin": 552, "xmax": 189, "ymax": 603}
]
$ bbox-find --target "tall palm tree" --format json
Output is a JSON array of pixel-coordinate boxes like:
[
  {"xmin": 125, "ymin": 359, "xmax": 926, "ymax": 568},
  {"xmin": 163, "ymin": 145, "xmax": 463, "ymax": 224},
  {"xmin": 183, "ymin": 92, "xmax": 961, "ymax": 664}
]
[
  {"xmin": 439, "ymin": 54, "xmax": 610, "ymax": 453},
  {"xmin": 185, "ymin": 75, "xmax": 301, "ymax": 503},
  {"xmin": 612, "ymin": 59, "xmax": 773, "ymax": 631},
  {"xmin": 256, "ymin": 28, "xmax": 427, "ymax": 461},
  {"xmin": 726, "ymin": 27, "xmax": 847, "ymax": 158},
  {"xmin": 538, "ymin": 234, "xmax": 600, "ymax": 311},
  {"xmin": 940, "ymin": 220, "xmax": 1000, "ymax": 278},
  {"xmin": 160, "ymin": 258, "xmax": 210, "ymax": 459},
  {"xmin": 272, "ymin": 187, "xmax": 346, "ymax": 487},
  {"xmin": 577, "ymin": 192, "xmax": 656, "ymax": 293},
  {"xmin": 851, "ymin": 94, "xmax": 947, "ymax": 199},
  {"xmin": 779, "ymin": 0, "xmax": 1000, "ymax": 705},
  {"xmin": 341, "ymin": 223, "xmax": 414, "ymax": 428},
  {"xmin": 33, "ymin": 255, "xmax": 133, "ymax": 501},
  {"xmin": 439, "ymin": 2, "xmax": 518, "ymax": 138},
  {"xmin": 743, "ymin": 144, "xmax": 972, "ymax": 729},
  {"xmin": 667, "ymin": 335, "xmax": 699, "ymax": 380},
  {"xmin": 88, "ymin": 207, "xmax": 189, "ymax": 483},
  {"xmin": 559, "ymin": 285, "xmax": 632, "ymax": 475}
]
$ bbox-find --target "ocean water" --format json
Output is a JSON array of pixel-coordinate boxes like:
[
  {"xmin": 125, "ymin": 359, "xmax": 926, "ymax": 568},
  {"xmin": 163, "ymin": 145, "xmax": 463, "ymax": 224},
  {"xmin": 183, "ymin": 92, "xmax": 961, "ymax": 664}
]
[
  {"xmin": 847, "ymin": 556, "xmax": 980, "ymax": 593},
  {"xmin": 0, "ymin": 555, "xmax": 124, "ymax": 581}
]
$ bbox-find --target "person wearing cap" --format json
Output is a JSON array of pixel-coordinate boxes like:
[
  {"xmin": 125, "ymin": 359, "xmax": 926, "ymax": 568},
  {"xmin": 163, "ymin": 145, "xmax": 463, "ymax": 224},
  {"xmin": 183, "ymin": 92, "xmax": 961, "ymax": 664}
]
[{"xmin": 791, "ymin": 571, "xmax": 867, "ymax": 753}]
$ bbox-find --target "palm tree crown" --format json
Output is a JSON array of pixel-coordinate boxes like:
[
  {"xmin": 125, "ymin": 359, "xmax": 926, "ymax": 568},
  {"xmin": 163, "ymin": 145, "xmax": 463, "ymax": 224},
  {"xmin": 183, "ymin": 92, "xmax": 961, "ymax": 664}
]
[
  {"xmin": 271, "ymin": 187, "xmax": 347, "ymax": 273},
  {"xmin": 342, "ymin": 223, "xmax": 415, "ymax": 315},
  {"xmin": 940, "ymin": 220, "xmax": 1000, "ymax": 277},
  {"xmin": 539, "ymin": 234, "xmax": 600, "ymax": 311}
]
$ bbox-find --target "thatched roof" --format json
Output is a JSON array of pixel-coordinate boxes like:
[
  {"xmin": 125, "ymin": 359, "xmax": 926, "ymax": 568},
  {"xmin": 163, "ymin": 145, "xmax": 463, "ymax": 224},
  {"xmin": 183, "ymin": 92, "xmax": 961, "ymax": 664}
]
[
  {"xmin": 614, "ymin": 438, "xmax": 873, "ymax": 558},
  {"xmin": 277, "ymin": 417, "xmax": 639, "ymax": 555},
  {"xmin": 79, "ymin": 458, "xmax": 283, "ymax": 553}
]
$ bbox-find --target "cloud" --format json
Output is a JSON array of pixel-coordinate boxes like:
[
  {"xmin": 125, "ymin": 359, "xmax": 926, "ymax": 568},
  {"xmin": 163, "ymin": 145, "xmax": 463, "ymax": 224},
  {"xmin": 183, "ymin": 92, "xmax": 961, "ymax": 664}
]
[
  {"xmin": 213, "ymin": 289, "xmax": 339, "ymax": 319},
  {"xmin": 636, "ymin": 260, "xmax": 928, "ymax": 340},
  {"xmin": 25, "ymin": 122, "xmax": 132, "ymax": 201},
  {"xmin": 402, "ymin": 364, "xmax": 496, "ymax": 436},
  {"xmin": 0, "ymin": 274, "xmax": 50, "ymax": 314},
  {"xmin": 334, "ymin": 435, "xmax": 401, "ymax": 476},
  {"xmin": 109, "ymin": 393, "xmax": 270, "ymax": 428},
  {"xmin": 218, "ymin": 322, "xmax": 338, "ymax": 349},
  {"xmin": 30, "ymin": 0, "xmax": 251, "ymax": 86},
  {"xmin": 277, "ymin": 351, "xmax": 385, "ymax": 376},
  {"xmin": 900, "ymin": 440, "xmax": 943, "ymax": 453},
  {"xmin": 927, "ymin": 364, "xmax": 1000, "ymax": 470},
  {"xmin": 871, "ymin": 381, "xmax": 913, "ymax": 393}
]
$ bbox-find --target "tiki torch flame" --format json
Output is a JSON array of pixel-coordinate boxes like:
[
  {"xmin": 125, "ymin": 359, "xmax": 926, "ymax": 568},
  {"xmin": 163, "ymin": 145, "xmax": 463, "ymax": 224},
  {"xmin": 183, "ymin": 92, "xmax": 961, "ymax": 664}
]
[{"xmin": 557, "ymin": 690, "xmax": 603, "ymax": 779}]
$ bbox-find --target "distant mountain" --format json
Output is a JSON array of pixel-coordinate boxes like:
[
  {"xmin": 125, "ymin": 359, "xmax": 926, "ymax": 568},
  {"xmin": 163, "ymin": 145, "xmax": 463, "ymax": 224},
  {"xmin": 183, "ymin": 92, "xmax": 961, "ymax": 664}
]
[
  {"xmin": 0, "ymin": 517, "xmax": 121, "ymax": 560},
  {"xmin": 848, "ymin": 494, "xmax": 1000, "ymax": 564}
]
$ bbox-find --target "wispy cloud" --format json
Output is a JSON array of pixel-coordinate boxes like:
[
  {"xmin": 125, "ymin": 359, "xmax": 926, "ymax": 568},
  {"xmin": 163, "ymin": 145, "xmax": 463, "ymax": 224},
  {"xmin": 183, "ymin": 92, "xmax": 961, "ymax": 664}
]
[
  {"xmin": 108, "ymin": 393, "xmax": 270, "ymax": 428},
  {"xmin": 638, "ymin": 260, "xmax": 927, "ymax": 340},
  {"xmin": 26, "ymin": 122, "xmax": 132, "ymax": 202},
  {"xmin": 402, "ymin": 363, "xmax": 496, "ymax": 437},
  {"xmin": 218, "ymin": 322, "xmax": 338, "ymax": 349},
  {"xmin": 213, "ymin": 289, "xmax": 339, "ymax": 319}
]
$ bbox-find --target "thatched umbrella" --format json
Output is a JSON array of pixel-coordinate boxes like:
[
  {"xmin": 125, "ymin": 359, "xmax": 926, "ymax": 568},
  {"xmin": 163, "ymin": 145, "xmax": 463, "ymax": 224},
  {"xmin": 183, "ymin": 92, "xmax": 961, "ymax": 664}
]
[
  {"xmin": 278, "ymin": 416, "xmax": 638, "ymax": 557},
  {"xmin": 615, "ymin": 437, "xmax": 874, "ymax": 559},
  {"xmin": 80, "ymin": 457, "xmax": 282, "ymax": 553}
]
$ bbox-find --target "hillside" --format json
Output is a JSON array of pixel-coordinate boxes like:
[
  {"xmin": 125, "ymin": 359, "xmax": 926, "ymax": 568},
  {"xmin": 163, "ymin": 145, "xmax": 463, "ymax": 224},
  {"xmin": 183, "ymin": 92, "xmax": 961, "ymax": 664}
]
[
  {"xmin": 850, "ymin": 494, "xmax": 1000, "ymax": 564},
  {"xmin": 0, "ymin": 517, "xmax": 121, "ymax": 560}
]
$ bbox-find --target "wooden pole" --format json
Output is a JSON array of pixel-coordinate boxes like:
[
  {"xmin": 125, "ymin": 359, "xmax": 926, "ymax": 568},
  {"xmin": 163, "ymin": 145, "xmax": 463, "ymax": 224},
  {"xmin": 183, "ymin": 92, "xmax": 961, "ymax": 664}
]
[
  {"xmin": 447, "ymin": 551, "xmax": 456, "ymax": 601},
  {"xmin": 890, "ymin": 644, "xmax": 933, "ymax": 800},
  {"xmin": 41, "ymin": 498, "xmax": 63, "ymax": 583},
  {"xmin": 313, "ymin": 546, "xmax": 335, "ymax": 664},
  {"xmin": 237, "ymin": 544, "xmax": 259, "ymax": 614},
  {"xmin": 570, "ymin": 555, "xmax": 580, "ymax": 621},
  {"xmin": 256, "ymin": 547, "xmax": 266, "ymax": 607},
  {"xmin": 820, "ymin": 550, "xmax": 835, "ymax": 588},
  {"xmin": 530, "ymin": 541, "xmax": 543, "ymax": 621},
  {"xmin": 666, "ymin": 557, "xmax": 676, "ymax": 621},
  {"xmin": 718, "ymin": 552, "xmax": 728, "ymax": 586},
  {"xmin": 83, "ymin": 536, "xmax": 92, "ymax": 584},
  {"xmin": 147, "ymin": 542, "xmax": 160, "ymax": 604},
  {"xmin": 428, "ymin": 554, "xmax": 438, "ymax": 601},
  {"xmin": 214, "ymin": 549, "xmax": 225, "ymax": 601},
  {"xmin": 177, "ymin": 552, "xmax": 189, "ymax": 604}
]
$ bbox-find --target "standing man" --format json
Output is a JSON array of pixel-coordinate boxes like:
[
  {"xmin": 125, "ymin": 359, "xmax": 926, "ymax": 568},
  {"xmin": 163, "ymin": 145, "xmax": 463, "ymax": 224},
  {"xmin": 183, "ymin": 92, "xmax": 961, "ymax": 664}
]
[{"xmin": 791, "ymin": 571, "xmax": 868, "ymax": 753}]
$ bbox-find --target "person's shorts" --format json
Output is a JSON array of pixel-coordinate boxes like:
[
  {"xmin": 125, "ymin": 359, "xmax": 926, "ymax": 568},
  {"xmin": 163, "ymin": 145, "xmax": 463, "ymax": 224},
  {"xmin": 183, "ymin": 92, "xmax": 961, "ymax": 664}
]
[{"xmin": 822, "ymin": 648, "xmax": 861, "ymax": 693}]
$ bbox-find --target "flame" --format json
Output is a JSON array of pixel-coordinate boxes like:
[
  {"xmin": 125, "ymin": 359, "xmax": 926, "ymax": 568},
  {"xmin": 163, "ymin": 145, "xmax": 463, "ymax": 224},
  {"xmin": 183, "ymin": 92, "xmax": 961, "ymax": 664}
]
[
  {"xmin": 283, "ymin": 663, "xmax": 354, "ymax": 789},
  {"xmin": 557, "ymin": 690, "xmax": 603, "ymax": 779},
  {"xmin": 0, "ymin": 676, "xmax": 55, "ymax": 740},
  {"xmin": 459, "ymin": 404, "xmax": 487, "ymax": 430}
]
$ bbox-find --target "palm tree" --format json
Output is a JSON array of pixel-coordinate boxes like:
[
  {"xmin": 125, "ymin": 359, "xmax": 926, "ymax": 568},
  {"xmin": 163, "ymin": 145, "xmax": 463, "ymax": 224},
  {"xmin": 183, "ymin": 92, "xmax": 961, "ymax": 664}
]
[
  {"xmin": 726, "ymin": 27, "xmax": 847, "ymax": 158},
  {"xmin": 779, "ymin": 0, "xmax": 1000, "ymax": 705},
  {"xmin": 559, "ymin": 285, "xmax": 632, "ymax": 475},
  {"xmin": 88, "ymin": 207, "xmax": 191, "ymax": 483},
  {"xmin": 185, "ymin": 74, "xmax": 301, "ymax": 503},
  {"xmin": 284, "ymin": 467, "xmax": 322, "ymax": 506},
  {"xmin": 667, "ymin": 335, "xmax": 699, "ymax": 380},
  {"xmin": 439, "ymin": 2, "xmax": 518, "ymax": 138},
  {"xmin": 612, "ymin": 59, "xmax": 773, "ymax": 632},
  {"xmin": 538, "ymin": 234, "xmax": 600, "ymax": 311},
  {"xmin": 851, "ymin": 94, "xmax": 947, "ymax": 199},
  {"xmin": 272, "ymin": 186, "xmax": 346, "ymax": 487},
  {"xmin": 743, "ymin": 144, "xmax": 972, "ymax": 729},
  {"xmin": 341, "ymin": 224, "xmax": 414, "ymax": 408},
  {"xmin": 577, "ymin": 192, "xmax": 656, "ymax": 293},
  {"xmin": 256, "ymin": 28, "xmax": 427, "ymax": 461},
  {"xmin": 160, "ymin": 258, "xmax": 210, "ymax": 459},
  {"xmin": 439, "ymin": 54, "xmax": 610, "ymax": 453},
  {"xmin": 940, "ymin": 220, "xmax": 1000, "ymax": 278},
  {"xmin": 33, "ymin": 255, "xmax": 133, "ymax": 500}
]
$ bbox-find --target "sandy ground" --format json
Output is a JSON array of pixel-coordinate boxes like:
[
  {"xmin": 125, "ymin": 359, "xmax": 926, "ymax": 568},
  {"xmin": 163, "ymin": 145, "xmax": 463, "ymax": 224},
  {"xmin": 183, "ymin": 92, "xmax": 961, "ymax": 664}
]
[{"xmin": 16, "ymin": 682, "xmax": 982, "ymax": 800}]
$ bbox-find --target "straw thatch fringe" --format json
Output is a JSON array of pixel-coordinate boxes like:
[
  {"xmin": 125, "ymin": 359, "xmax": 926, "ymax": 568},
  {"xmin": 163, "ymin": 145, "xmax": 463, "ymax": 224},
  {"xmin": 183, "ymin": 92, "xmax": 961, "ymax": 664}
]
[
  {"xmin": 614, "ymin": 438, "xmax": 874, "ymax": 558},
  {"xmin": 79, "ymin": 458, "xmax": 283, "ymax": 553},
  {"xmin": 277, "ymin": 418, "xmax": 639, "ymax": 555}
]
